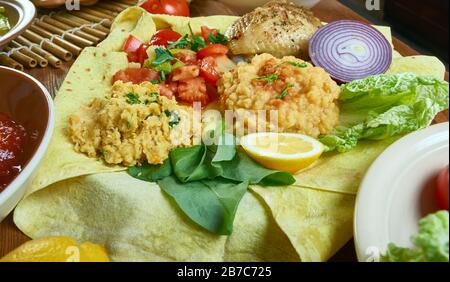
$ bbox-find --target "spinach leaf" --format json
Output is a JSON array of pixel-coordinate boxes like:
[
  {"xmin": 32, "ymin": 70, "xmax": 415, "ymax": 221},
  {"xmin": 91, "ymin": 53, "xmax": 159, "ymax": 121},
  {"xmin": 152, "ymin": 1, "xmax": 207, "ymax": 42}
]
[
  {"xmin": 127, "ymin": 133, "xmax": 295, "ymax": 235},
  {"xmin": 217, "ymin": 150, "xmax": 295, "ymax": 186},
  {"xmin": 170, "ymin": 145, "xmax": 211, "ymax": 183},
  {"xmin": 158, "ymin": 176, "xmax": 248, "ymax": 235},
  {"xmin": 128, "ymin": 159, "xmax": 172, "ymax": 182}
]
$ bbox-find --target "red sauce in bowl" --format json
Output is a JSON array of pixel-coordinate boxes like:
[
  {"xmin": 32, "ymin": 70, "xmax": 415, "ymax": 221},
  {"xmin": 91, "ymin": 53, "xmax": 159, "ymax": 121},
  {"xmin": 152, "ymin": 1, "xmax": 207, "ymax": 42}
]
[{"xmin": 0, "ymin": 112, "xmax": 27, "ymax": 192}]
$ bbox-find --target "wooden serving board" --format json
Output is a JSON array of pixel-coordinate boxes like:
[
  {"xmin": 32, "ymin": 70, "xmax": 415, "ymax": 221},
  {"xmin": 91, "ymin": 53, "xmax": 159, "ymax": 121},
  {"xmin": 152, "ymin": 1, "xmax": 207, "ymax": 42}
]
[{"xmin": 0, "ymin": 0, "xmax": 448, "ymax": 261}]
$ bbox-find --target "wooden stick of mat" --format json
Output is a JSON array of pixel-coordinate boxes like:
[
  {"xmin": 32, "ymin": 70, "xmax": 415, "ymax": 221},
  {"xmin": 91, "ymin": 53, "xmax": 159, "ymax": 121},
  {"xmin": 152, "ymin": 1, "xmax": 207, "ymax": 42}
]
[
  {"xmin": 90, "ymin": 6, "xmax": 119, "ymax": 17},
  {"xmin": 110, "ymin": 0, "xmax": 134, "ymax": 9},
  {"xmin": 97, "ymin": 1, "xmax": 128, "ymax": 12},
  {"xmin": 61, "ymin": 13, "xmax": 110, "ymax": 33},
  {"xmin": 15, "ymin": 36, "xmax": 62, "ymax": 68},
  {"xmin": 39, "ymin": 17, "xmax": 101, "ymax": 44},
  {"xmin": 22, "ymin": 30, "xmax": 73, "ymax": 61},
  {"xmin": 70, "ymin": 11, "xmax": 112, "ymax": 28},
  {"xmin": 4, "ymin": 46, "xmax": 37, "ymax": 68},
  {"xmin": 0, "ymin": 54, "xmax": 24, "ymax": 71},
  {"xmin": 82, "ymin": 7, "xmax": 116, "ymax": 20},
  {"xmin": 9, "ymin": 41, "xmax": 48, "ymax": 67},
  {"xmin": 113, "ymin": 0, "xmax": 137, "ymax": 6},
  {"xmin": 52, "ymin": 14, "xmax": 108, "ymax": 39},
  {"xmin": 29, "ymin": 25, "xmax": 83, "ymax": 56},
  {"xmin": 33, "ymin": 20, "xmax": 94, "ymax": 47}
]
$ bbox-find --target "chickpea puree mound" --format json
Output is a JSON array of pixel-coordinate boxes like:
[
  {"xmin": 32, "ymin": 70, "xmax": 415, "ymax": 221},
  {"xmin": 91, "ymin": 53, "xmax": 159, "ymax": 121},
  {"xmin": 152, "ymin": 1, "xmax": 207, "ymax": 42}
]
[
  {"xmin": 68, "ymin": 81, "xmax": 192, "ymax": 166},
  {"xmin": 218, "ymin": 53, "xmax": 341, "ymax": 137}
]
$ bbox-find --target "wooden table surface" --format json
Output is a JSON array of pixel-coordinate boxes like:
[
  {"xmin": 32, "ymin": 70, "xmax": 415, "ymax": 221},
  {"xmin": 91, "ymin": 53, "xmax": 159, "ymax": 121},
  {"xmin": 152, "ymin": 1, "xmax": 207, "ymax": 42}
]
[{"xmin": 0, "ymin": 0, "xmax": 448, "ymax": 261}]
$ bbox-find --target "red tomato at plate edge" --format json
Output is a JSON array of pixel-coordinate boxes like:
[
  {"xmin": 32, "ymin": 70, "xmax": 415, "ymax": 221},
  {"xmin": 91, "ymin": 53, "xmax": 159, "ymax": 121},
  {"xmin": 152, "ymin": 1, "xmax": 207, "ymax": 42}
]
[{"xmin": 436, "ymin": 165, "xmax": 449, "ymax": 211}]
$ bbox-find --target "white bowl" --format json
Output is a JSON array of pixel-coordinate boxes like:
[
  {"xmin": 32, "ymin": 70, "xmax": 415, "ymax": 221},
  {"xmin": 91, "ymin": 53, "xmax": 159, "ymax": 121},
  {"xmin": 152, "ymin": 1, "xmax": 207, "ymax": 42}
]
[
  {"xmin": 0, "ymin": 66, "xmax": 55, "ymax": 222},
  {"xmin": 354, "ymin": 122, "xmax": 449, "ymax": 262},
  {"xmin": 0, "ymin": 0, "xmax": 36, "ymax": 48}
]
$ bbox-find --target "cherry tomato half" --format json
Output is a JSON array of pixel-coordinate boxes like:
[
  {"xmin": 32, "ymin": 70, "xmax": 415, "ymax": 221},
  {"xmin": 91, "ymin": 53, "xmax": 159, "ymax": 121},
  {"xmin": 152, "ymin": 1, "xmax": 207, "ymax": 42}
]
[
  {"xmin": 150, "ymin": 29, "xmax": 183, "ymax": 47},
  {"xmin": 436, "ymin": 165, "xmax": 449, "ymax": 210},
  {"xmin": 197, "ymin": 44, "xmax": 229, "ymax": 60},
  {"xmin": 141, "ymin": 0, "xmax": 190, "ymax": 17}
]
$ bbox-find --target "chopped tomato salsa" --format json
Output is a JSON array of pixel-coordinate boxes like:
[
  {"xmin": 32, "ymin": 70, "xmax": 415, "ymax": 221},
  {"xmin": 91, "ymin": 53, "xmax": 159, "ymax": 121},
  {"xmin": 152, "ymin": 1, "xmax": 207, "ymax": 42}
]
[
  {"xmin": 0, "ymin": 113, "xmax": 27, "ymax": 191},
  {"xmin": 115, "ymin": 26, "xmax": 234, "ymax": 107}
]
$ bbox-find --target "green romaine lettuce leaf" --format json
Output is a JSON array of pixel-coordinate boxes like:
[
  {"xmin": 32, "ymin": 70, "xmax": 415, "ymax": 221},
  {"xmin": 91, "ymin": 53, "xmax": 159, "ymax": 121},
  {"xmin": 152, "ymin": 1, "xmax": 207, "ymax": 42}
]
[
  {"xmin": 320, "ymin": 73, "xmax": 449, "ymax": 152},
  {"xmin": 381, "ymin": 211, "xmax": 449, "ymax": 262}
]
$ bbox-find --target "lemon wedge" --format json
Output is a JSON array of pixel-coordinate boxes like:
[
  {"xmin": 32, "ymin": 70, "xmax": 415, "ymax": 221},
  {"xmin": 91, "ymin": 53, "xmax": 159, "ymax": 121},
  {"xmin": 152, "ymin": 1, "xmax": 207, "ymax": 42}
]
[{"xmin": 240, "ymin": 132, "xmax": 324, "ymax": 174}]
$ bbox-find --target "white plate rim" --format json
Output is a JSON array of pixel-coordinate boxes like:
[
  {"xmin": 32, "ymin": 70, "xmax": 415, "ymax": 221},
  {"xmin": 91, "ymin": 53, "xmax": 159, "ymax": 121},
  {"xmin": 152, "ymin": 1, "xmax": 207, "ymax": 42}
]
[{"xmin": 354, "ymin": 122, "xmax": 449, "ymax": 262}]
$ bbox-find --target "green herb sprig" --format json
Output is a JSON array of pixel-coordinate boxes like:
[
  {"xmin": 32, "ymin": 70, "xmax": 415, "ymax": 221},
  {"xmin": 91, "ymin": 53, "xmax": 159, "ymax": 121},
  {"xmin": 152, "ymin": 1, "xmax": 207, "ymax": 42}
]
[
  {"xmin": 256, "ymin": 74, "xmax": 279, "ymax": 84},
  {"xmin": 276, "ymin": 83, "xmax": 294, "ymax": 99},
  {"xmin": 126, "ymin": 93, "xmax": 141, "ymax": 105},
  {"xmin": 151, "ymin": 47, "xmax": 175, "ymax": 67},
  {"xmin": 207, "ymin": 32, "xmax": 228, "ymax": 45}
]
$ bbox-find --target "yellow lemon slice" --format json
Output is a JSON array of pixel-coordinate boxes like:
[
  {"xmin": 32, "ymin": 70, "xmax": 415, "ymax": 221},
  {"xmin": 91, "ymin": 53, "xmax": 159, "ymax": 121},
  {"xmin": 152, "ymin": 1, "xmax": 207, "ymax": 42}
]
[
  {"xmin": 0, "ymin": 236, "xmax": 110, "ymax": 262},
  {"xmin": 240, "ymin": 132, "xmax": 324, "ymax": 174}
]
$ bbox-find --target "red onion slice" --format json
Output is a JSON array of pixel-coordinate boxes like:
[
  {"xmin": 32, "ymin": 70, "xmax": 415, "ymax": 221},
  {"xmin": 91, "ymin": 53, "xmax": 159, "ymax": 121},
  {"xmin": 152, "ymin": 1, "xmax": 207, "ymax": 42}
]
[{"xmin": 309, "ymin": 20, "xmax": 392, "ymax": 83}]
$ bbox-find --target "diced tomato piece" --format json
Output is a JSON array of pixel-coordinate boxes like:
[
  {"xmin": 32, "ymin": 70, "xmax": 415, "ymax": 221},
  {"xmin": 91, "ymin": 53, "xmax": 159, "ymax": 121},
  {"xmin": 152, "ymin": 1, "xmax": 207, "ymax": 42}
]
[
  {"xmin": 172, "ymin": 65, "xmax": 200, "ymax": 81},
  {"xmin": 136, "ymin": 44, "xmax": 149, "ymax": 64},
  {"xmin": 201, "ymin": 26, "xmax": 218, "ymax": 43},
  {"xmin": 199, "ymin": 56, "xmax": 221, "ymax": 85},
  {"xmin": 197, "ymin": 44, "xmax": 229, "ymax": 60},
  {"xmin": 112, "ymin": 68, "xmax": 159, "ymax": 84},
  {"xmin": 177, "ymin": 77, "xmax": 208, "ymax": 105},
  {"xmin": 150, "ymin": 29, "xmax": 183, "ymax": 47},
  {"xmin": 174, "ymin": 49, "xmax": 198, "ymax": 65},
  {"xmin": 123, "ymin": 35, "xmax": 146, "ymax": 63},
  {"xmin": 206, "ymin": 83, "xmax": 219, "ymax": 103},
  {"xmin": 159, "ymin": 82, "xmax": 178, "ymax": 100}
]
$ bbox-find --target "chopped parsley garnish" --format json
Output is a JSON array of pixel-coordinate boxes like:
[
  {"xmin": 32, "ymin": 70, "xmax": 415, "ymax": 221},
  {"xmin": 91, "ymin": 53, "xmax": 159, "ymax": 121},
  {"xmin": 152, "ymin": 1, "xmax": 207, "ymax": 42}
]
[
  {"xmin": 207, "ymin": 32, "xmax": 228, "ymax": 45},
  {"xmin": 257, "ymin": 74, "xmax": 279, "ymax": 84},
  {"xmin": 99, "ymin": 149, "xmax": 107, "ymax": 158},
  {"xmin": 168, "ymin": 34, "xmax": 190, "ymax": 49},
  {"xmin": 276, "ymin": 83, "xmax": 294, "ymax": 99},
  {"xmin": 160, "ymin": 70, "xmax": 166, "ymax": 81},
  {"xmin": 288, "ymin": 61, "xmax": 308, "ymax": 68},
  {"xmin": 190, "ymin": 36, "xmax": 207, "ymax": 52},
  {"xmin": 169, "ymin": 35, "xmax": 206, "ymax": 52},
  {"xmin": 150, "ymin": 80, "xmax": 159, "ymax": 84},
  {"xmin": 151, "ymin": 47, "xmax": 175, "ymax": 67},
  {"xmin": 151, "ymin": 92, "xmax": 159, "ymax": 98},
  {"xmin": 126, "ymin": 92, "xmax": 141, "ymax": 104},
  {"xmin": 188, "ymin": 22, "xmax": 195, "ymax": 37},
  {"xmin": 165, "ymin": 110, "xmax": 181, "ymax": 127}
]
